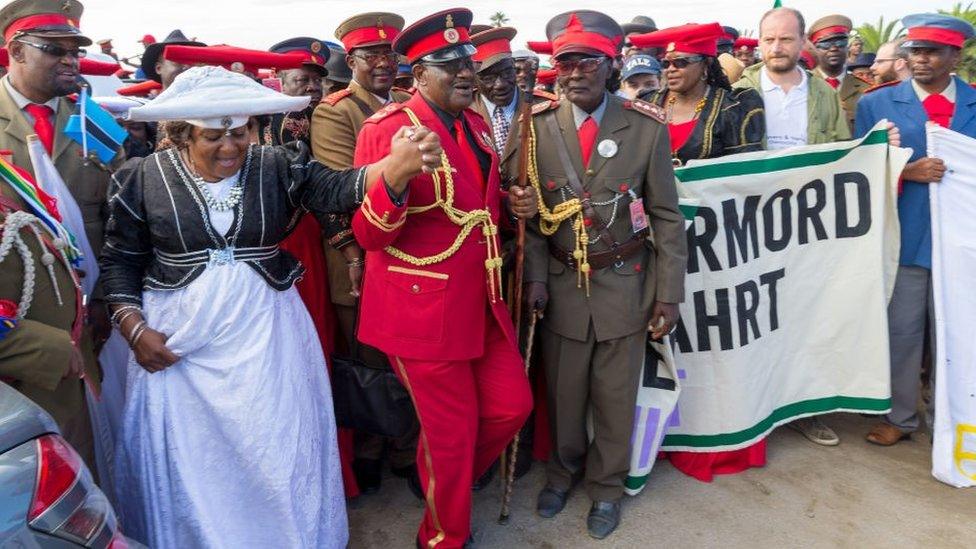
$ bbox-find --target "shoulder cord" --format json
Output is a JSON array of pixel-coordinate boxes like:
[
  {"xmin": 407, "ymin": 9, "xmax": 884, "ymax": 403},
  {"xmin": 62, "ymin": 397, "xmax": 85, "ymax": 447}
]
[
  {"xmin": 524, "ymin": 120, "xmax": 592, "ymax": 295},
  {"xmin": 0, "ymin": 210, "xmax": 77, "ymax": 320},
  {"xmin": 384, "ymin": 108, "xmax": 504, "ymax": 302}
]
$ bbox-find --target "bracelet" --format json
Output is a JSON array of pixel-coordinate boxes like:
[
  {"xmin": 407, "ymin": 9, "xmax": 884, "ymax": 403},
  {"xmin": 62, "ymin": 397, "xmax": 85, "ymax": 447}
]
[
  {"xmin": 126, "ymin": 319, "xmax": 146, "ymax": 344},
  {"xmin": 111, "ymin": 305, "xmax": 141, "ymax": 325},
  {"xmin": 129, "ymin": 324, "xmax": 148, "ymax": 348},
  {"xmin": 114, "ymin": 309, "xmax": 141, "ymax": 329},
  {"xmin": 347, "ymin": 258, "xmax": 365, "ymax": 267}
]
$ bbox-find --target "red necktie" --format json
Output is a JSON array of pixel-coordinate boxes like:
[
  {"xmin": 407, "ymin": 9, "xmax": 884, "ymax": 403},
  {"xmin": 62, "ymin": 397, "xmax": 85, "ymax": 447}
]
[
  {"xmin": 25, "ymin": 103, "xmax": 54, "ymax": 154},
  {"xmin": 825, "ymin": 77, "xmax": 840, "ymax": 89},
  {"xmin": 453, "ymin": 118, "xmax": 484, "ymax": 192},
  {"xmin": 922, "ymin": 94, "xmax": 954, "ymax": 128},
  {"xmin": 578, "ymin": 116, "xmax": 598, "ymax": 167}
]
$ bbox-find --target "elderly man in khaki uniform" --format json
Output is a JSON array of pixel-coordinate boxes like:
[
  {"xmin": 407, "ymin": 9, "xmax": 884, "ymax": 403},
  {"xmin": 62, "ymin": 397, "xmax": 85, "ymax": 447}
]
[
  {"xmin": 0, "ymin": 0, "xmax": 111, "ymax": 469},
  {"xmin": 808, "ymin": 14, "xmax": 871, "ymax": 131},
  {"xmin": 510, "ymin": 10, "xmax": 687, "ymax": 540},
  {"xmin": 310, "ymin": 11, "xmax": 420, "ymax": 498}
]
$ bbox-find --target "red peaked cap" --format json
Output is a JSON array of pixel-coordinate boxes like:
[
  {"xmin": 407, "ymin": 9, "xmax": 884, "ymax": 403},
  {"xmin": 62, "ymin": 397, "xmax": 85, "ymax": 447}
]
[
  {"xmin": 733, "ymin": 37, "xmax": 758, "ymax": 51},
  {"xmin": 163, "ymin": 44, "xmax": 308, "ymax": 75},
  {"xmin": 526, "ymin": 40, "xmax": 553, "ymax": 55},
  {"xmin": 545, "ymin": 10, "xmax": 623, "ymax": 59},
  {"xmin": 536, "ymin": 68, "xmax": 558, "ymax": 85},
  {"xmin": 392, "ymin": 8, "xmax": 473, "ymax": 64},
  {"xmin": 471, "ymin": 26, "xmax": 516, "ymax": 69},
  {"xmin": 629, "ymin": 22, "xmax": 725, "ymax": 57},
  {"xmin": 117, "ymin": 79, "xmax": 162, "ymax": 96}
]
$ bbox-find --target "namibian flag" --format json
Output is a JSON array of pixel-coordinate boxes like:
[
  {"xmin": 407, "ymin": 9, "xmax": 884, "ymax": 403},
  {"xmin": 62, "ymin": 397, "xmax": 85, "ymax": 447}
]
[{"xmin": 63, "ymin": 87, "xmax": 127, "ymax": 164}]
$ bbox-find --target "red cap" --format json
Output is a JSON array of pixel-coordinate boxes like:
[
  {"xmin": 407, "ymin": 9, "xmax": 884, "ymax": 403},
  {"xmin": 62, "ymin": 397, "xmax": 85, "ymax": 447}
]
[
  {"xmin": 527, "ymin": 40, "xmax": 553, "ymax": 55},
  {"xmin": 0, "ymin": 47, "xmax": 7, "ymax": 67},
  {"xmin": 536, "ymin": 68, "xmax": 558, "ymax": 85},
  {"xmin": 79, "ymin": 56, "xmax": 120, "ymax": 76},
  {"xmin": 733, "ymin": 37, "xmax": 758, "ymax": 52},
  {"xmin": 163, "ymin": 44, "xmax": 307, "ymax": 75},
  {"xmin": 546, "ymin": 11, "xmax": 622, "ymax": 59},
  {"xmin": 117, "ymin": 79, "xmax": 162, "ymax": 96},
  {"xmin": 140, "ymin": 34, "xmax": 156, "ymax": 45},
  {"xmin": 335, "ymin": 12, "xmax": 404, "ymax": 51},
  {"xmin": 393, "ymin": 8, "xmax": 474, "ymax": 64},
  {"xmin": 906, "ymin": 26, "xmax": 967, "ymax": 48},
  {"xmin": 629, "ymin": 22, "xmax": 724, "ymax": 57},
  {"xmin": 471, "ymin": 26, "xmax": 517, "ymax": 69}
]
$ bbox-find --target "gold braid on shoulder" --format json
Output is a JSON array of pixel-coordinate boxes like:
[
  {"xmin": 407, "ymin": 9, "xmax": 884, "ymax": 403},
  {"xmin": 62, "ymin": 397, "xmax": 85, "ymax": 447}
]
[
  {"xmin": 384, "ymin": 107, "xmax": 504, "ymax": 302},
  {"xmin": 525, "ymin": 121, "xmax": 592, "ymax": 296}
]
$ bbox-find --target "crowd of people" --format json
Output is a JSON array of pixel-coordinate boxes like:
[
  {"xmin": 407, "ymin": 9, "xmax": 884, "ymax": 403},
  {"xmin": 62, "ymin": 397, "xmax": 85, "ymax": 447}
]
[{"xmin": 0, "ymin": 0, "xmax": 971, "ymax": 547}]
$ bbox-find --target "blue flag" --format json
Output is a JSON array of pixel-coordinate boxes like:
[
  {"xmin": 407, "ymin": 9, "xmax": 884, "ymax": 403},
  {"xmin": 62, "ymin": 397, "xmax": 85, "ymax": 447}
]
[{"xmin": 63, "ymin": 88, "xmax": 127, "ymax": 164}]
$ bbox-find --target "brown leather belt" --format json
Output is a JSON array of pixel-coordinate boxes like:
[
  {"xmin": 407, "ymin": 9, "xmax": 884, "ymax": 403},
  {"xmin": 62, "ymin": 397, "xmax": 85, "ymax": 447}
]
[{"xmin": 549, "ymin": 236, "xmax": 646, "ymax": 271}]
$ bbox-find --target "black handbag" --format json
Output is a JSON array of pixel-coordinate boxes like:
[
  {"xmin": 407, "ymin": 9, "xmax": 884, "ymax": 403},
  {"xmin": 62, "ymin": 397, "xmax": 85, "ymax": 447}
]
[{"xmin": 330, "ymin": 310, "xmax": 415, "ymax": 439}]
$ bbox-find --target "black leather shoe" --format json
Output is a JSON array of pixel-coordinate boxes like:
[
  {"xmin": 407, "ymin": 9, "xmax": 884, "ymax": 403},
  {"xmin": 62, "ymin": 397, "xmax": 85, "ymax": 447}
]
[
  {"xmin": 352, "ymin": 458, "xmax": 381, "ymax": 495},
  {"xmin": 472, "ymin": 460, "xmax": 498, "ymax": 491},
  {"xmin": 587, "ymin": 501, "xmax": 621, "ymax": 539},
  {"xmin": 536, "ymin": 485, "xmax": 569, "ymax": 518}
]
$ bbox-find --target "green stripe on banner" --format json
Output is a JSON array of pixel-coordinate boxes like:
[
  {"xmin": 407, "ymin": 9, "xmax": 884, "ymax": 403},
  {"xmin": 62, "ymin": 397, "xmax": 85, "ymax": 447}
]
[
  {"xmin": 661, "ymin": 396, "xmax": 891, "ymax": 448},
  {"xmin": 679, "ymin": 204, "xmax": 698, "ymax": 221},
  {"xmin": 676, "ymin": 129, "xmax": 888, "ymax": 183}
]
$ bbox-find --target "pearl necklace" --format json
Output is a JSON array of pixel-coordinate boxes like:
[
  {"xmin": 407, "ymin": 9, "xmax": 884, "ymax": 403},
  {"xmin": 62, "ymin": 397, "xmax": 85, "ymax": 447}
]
[{"xmin": 184, "ymin": 152, "xmax": 244, "ymax": 212}]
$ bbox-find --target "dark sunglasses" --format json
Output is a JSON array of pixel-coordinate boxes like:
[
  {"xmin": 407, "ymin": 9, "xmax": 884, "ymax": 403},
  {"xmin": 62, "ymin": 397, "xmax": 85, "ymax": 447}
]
[
  {"xmin": 351, "ymin": 51, "xmax": 398, "ymax": 66},
  {"xmin": 15, "ymin": 39, "xmax": 86, "ymax": 59},
  {"xmin": 424, "ymin": 56, "xmax": 475, "ymax": 75},
  {"xmin": 814, "ymin": 37, "xmax": 849, "ymax": 50},
  {"xmin": 554, "ymin": 57, "xmax": 607, "ymax": 76},
  {"xmin": 661, "ymin": 55, "xmax": 704, "ymax": 69},
  {"xmin": 477, "ymin": 66, "xmax": 516, "ymax": 85}
]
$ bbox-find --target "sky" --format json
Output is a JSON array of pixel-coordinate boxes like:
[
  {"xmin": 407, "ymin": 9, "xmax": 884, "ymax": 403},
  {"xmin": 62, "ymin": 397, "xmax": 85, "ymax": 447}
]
[{"xmin": 80, "ymin": 0, "xmax": 963, "ymax": 62}]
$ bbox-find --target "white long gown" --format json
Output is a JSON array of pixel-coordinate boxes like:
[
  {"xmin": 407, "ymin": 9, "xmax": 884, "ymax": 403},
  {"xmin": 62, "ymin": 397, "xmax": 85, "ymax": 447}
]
[{"xmin": 113, "ymin": 177, "xmax": 348, "ymax": 548}]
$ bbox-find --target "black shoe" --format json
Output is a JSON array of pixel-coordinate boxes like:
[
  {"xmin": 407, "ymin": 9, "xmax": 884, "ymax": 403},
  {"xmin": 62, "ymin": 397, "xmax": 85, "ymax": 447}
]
[
  {"xmin": 587, "ymin": 501, "xmax": 621, "ymax": 539},
  {"xmin": 394, "ymin": 465, "xmax": 423, "ymax": 501},
  {"xmin": 536, "ymin": 485, "xmax": 569, "ymax": 518},
  {"xmin": 352, "ymin": 458, "xmax": 382, "ymax": 495},
  {"xmin": 472, "ymin": 460, "xmax": 498, "ymax": 491}
]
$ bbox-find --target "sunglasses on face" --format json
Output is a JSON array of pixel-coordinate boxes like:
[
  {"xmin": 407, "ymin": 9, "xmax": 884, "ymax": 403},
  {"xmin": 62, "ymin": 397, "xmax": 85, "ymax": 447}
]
[
  {"xmin": 424, "ymin": 56, "xmax": 475, "ymax": 76},
  {"xmin": 16, "ymin": 39, "xmax": 86, "ymax": 59},
  {"xmin": 554, "ymin": 57, "xmax": 607, "ymax": 76},
  {"xmin": 661, "ymin": 55, "xmax": 704, "ymax": 69},
  {"xmin": 351, "ymin": 51, "xmax": 398, "ymax": 66},
  {"xmin": 477, "ymin": 66, "xmax": 516, "ymax": 86},
  {"xmin": 814, "ymin": 37, "xmax": 849, "ymax": 50}
]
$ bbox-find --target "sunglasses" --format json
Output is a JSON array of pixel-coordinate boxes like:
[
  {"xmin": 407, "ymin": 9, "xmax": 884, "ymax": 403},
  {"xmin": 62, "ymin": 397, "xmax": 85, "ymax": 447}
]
[
  {"xmin": 554, "ymin": 57, "xmax": 607, "ymax": 76},
  {"xmin": 814, "ymin": 37, "xmax": 849, "ymax": 50},
  {"xmin": 16, "ymin": 39, "xmax": 86, "ymax": 59},
  {"xmin": 477, "ymin": 66, "xmax": 516, "ymax": 86},
  {"xmin": 351, "ymin": 51, "xmax": 398, "ymax": 66},
  {"xmin": 661, "ymin": 55, "xmax": 704, "ymax": 69},
  {"xmin": 424, "ymin": 56, "xmax": 475, "ymax": 76}
]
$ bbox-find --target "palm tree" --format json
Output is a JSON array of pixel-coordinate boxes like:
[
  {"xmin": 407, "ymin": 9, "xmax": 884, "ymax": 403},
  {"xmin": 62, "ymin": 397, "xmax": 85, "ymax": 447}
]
[
  {"xmin": 490, "ymin": 12, "xmax": 509, "ymax": 27},
  {"xmin": 852, "ymin": 16, "xmax": 904, "ymax": 53},
  {"xmin": 939, "ymin": 3, "xmax": 976, "ymax": 80}
]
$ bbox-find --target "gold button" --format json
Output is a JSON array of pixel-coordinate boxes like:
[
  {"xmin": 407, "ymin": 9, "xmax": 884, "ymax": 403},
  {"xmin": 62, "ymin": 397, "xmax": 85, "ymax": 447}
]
[
  {"xmin": 585, "ymin": 169, "xmax": 595, "ymax": 176},
  {"xmin": 411, "ymin": 284, "xmax": 421, "ymax": 293}
]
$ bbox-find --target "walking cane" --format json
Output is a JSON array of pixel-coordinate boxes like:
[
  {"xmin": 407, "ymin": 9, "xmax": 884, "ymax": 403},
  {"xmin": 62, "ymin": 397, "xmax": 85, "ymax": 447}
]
[{"xmin": 499, "ymin": 310, "xmax": 538, "ymax": 524}]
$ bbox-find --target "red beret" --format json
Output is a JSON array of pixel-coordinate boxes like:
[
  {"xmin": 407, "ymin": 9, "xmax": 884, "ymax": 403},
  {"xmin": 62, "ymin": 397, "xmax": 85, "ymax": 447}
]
[
  {"xmin": 629, "ymin": 22, "xmax": 724, "ymax": 57},
  {"xmin": 79, "ymin": 56, "xmax": 120, "ymax": 76},
  {"xmin": 733, "ymin": 37, "xmax": 758, "ymax": 52},
  {"xmin": 164, "ymin": 44, "xmax": 307, "ymax": 76}
]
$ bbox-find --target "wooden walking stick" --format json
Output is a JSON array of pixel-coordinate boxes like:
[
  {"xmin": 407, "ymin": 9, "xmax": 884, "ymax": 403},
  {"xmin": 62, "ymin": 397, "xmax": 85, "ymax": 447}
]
[{"xmin": 499, "ymin": 310, "xmax": 538, "ymax": 524}]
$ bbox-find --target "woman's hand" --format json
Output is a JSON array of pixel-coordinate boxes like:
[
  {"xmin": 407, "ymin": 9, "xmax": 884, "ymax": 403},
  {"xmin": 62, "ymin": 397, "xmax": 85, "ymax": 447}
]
[
  {"xmin": 133, "ymin": 328, "xmax": 180, "ymax": 373},
  {"xmin": 384, "ymin": 126, "xmax": 444, "ymax": 193}
]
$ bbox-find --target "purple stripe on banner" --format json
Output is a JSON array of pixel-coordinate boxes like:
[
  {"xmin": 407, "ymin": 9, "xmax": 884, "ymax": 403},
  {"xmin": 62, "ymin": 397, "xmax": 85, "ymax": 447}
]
[
  {"xmin": 631, "ymin": 406, "xmax": 642, "ymax": 447},
  {"xmin": 677, "ymin": 369, "xmax": 687, "ymax": 380},
  {"xmin": 639, "ymin": 408, "xmax": 661, "ymax": 468},
  {"xmin": 667, "ymin": 406, "xmax": 681, "ymax": 428}
]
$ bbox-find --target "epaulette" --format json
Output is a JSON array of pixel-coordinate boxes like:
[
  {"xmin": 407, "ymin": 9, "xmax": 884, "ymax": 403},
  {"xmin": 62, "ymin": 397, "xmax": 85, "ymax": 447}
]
[
  {"xmin": 623, "ymin": 99, "xmax": 666, "ymax": 124},
  {"xmin": 863, "ymin": 80, "xmax": 900, "ymax": 95},
  {"xmin": 322, "ymin": 88, "xmax": 353, "ymax": 106},
  {"xmin": 392, "ymin": 86, "xmax": 416, "ymax": 96},
  {"xmin": 531, "ymin": 99, "xmax": 559, "ymax": 115},
  {"xmin": 532, "ymin": 89, "xmax": 559, "ymax": 102},
  {"xmin": 365, "ymin": 102, "xmax": 406, "ymax": 123},
  {"xmin": 854, "ymin": 73, "xmax": 874, "ymax": 86}
]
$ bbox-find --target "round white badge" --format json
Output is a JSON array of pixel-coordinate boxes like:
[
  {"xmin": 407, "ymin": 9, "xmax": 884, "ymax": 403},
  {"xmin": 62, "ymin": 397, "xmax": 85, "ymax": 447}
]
[
  {"xmin": 597, "ymin": 139, "xmax": 618, "ymax": 158},
  {"xmin": 444, "ymin": 28, "xmax": 460, "ymax": 44}
]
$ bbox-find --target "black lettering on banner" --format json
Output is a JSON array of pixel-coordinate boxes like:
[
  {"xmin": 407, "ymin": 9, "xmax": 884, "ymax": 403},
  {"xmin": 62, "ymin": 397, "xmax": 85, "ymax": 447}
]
[
  {"xmin": 834, "ymin": 172, "xmax": 871, "ymax": 238},
  {"xmin": 686, "ymin": 206, "xmax": 722, "ymax": 274},
  {"xmin": 760, "ymin": 268, "xmax": 786, "ymax": 331},
  {"xmin": 723, "ymin": 195, "xmax": 761, "ymax": 268},
  {"xmin": 797, "ymin": 179, "xmax": 828, "ymax": 244},
  {"xmin": 762, "ymin": 188, "xmax": 793, "ymax": 252},
  {"xmin": 735, "ymin": 279, "xmax": 761, "ymax": 346},
  {"xmin": 694, "ymin": 288, "xmax": 733, "ymax": 351},
  {"xmin": 673, "ymin": 317, "xmax": 693, "ymax": 353}
]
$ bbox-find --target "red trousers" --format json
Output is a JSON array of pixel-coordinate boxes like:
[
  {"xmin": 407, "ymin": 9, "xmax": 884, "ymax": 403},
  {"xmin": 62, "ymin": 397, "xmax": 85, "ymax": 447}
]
[{"xmin": 390, "ymin": 318, "xmax": 532, "ymax": 549}]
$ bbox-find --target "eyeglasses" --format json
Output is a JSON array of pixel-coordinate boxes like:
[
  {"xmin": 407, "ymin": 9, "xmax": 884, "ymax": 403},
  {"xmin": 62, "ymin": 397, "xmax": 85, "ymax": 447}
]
[
  {"xmin": 15, "ymin": 39, "xmax": 86, "ymax": 59},
  {"xmin": 351, "ymin": 51, "xmax": 398, "ymax": 66},
  {"xmin": 814, "ymin": 37, "xmax": 849, "ymax": 50},
  {"xmin": 423, "ymin": 56, "xmax": 475, "ymax": 75},
  {"xmin": 477, "ymin": 66, "xmax": 516, "ymax": 86},
  {"xmin": 554, "ymin": 57, "xmax": 607, "ymax": 76},
  {"xmin": 660, "ymin": 55, "xmax": 704, "ymax": 70}
]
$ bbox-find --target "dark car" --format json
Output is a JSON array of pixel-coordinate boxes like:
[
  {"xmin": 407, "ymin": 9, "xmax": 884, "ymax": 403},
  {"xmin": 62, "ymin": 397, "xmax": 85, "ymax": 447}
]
[{"xmin": 0, "ymin": 384, "xmax": 134, "ymax": 548}]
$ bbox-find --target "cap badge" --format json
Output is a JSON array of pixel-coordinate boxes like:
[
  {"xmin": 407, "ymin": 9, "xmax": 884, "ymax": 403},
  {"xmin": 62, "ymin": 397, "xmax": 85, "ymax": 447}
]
[
  {"xmin": 446, "ymin": 14, "xmax": 455, "ymax": 28},
  {"xmin": 230, "ymin": 61, "xmax": 245, "ymax": 73},
  {"xmin": 444, "ymin": 28, "xmax": 460, "ymax": 44},
  {"xmin": 597, "ymin": 139, "xmax": 618, "ymax": 158},
  {"xmin": 310, "ymin": 41, "xmax": 322, "ymax": 53},
  {"xmin": 379, "ymin": 28, "xmax": 387, "ymax": 39},
  {"xmin": 220, "ymin": 116, "xmax": 233, "ymax": 129},
  {"xmin": 62, "ymin": 1, "xmax": 72, "ymax": 12},
  {"xmin": 666, "ymin": 42, "xmax": 676, "ymax": 52}
]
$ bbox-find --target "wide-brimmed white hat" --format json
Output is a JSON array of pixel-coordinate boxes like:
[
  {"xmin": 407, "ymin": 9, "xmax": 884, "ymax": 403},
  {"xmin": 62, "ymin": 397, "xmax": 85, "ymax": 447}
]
[{"xmin": 126, "ymin": 65, "xmax": 310, "ymax": 129}]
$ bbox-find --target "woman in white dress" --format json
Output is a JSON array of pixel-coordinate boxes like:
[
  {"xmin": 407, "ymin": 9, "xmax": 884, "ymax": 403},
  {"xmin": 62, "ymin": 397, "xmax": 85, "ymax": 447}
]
[{"xmin": 99, "ymin": 66, "xmax": 442, "ymax": 548}]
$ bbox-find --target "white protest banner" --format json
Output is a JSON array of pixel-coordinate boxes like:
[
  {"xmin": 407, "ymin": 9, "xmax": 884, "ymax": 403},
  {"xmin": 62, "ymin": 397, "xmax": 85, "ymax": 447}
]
[
  {"xmin": 928, "ymin": 125, "xmax": 976, "ymax": 488},
  {"xmin": 654, "ymin": 122, "xmax": 908, "ymax": 454}
]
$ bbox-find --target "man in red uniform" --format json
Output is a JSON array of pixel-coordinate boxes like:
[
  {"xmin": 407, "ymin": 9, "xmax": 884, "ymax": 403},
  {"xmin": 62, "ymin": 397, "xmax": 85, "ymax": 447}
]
[{"xmin": 351, "ymin": 8, "xmax": 537, "ymax": 548}]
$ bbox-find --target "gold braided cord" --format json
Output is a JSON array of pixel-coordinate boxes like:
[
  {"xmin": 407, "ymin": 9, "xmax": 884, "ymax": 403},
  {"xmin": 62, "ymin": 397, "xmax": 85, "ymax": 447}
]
[
  {"xmin": 525, "ymin": 120, "xmax": 591, "ymax": 295},
  {"xmin": 383, "ymin": 108, "xmax": 504, "ymax": 301}
]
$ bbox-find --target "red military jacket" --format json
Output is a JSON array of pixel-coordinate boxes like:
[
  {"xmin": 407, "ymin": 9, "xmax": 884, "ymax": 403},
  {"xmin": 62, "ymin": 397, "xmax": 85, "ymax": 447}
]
[{"xmin": 352, "ymin": 92, "xmax": 516, "ymax": 361}]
